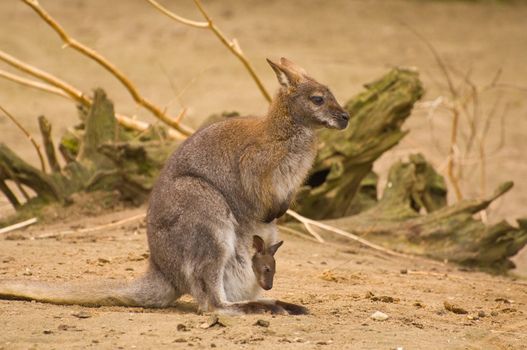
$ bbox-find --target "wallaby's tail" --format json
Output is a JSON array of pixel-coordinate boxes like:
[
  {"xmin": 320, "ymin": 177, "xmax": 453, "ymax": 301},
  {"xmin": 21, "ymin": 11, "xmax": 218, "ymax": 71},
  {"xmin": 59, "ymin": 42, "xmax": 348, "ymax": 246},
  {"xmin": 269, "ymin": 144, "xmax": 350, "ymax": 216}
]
[{"xmin": 0, "ymin": 264, "xmax": 177, "ymax": 308}]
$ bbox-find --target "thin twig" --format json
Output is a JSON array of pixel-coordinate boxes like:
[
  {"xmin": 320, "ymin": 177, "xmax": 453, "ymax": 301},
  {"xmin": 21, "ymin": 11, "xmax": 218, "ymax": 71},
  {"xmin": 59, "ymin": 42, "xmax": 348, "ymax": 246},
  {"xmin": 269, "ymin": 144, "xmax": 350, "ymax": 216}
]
[
  {"xmin": 0, "ymin": 50, "xmax": 183, "ymax": 139},
  {"xmin": 146, "ymin": 0, "xmax": 272, "ymax": 103},
  {"xmin": 22, "ymin": 0, "xmax": 193, "ymax": 136},
  {"xmin": 447, "ymin": 105, "xmax": 463, "ymax": 200},
  {"xmin": 145, "ymin": 0, "xmax": 208, "ymax": 28},
  {"xmin": 0, "ymin": 104, "xmax": 46, "ymax": 172},
  {"xmin": 0, "ymin": 49, "xmax": 90, "ymax": 105},
  {"xmin": 402, "ymin": 22, "xmax": 465, "ymax": 200},
  {"xmin": 286, "ymin": 210, "xmax": 405, "ymax": 257},
  {"xmin": 277, "ymin": 224, "xmax": 319, "ymax": 243},
  {"xmin": 0, "ymin": 69, "xmax": 70, "ymax": 100},
  {"xmin": 0, "ymin": 217, "xmax": 38, "ymax": 235},
  {"xmin": 35, "ymin": 213, "xmax": 146, "ymax": 239},
  {"xmin": 283, "ymin": 211, "xmax": 324, "ymax": 243}
]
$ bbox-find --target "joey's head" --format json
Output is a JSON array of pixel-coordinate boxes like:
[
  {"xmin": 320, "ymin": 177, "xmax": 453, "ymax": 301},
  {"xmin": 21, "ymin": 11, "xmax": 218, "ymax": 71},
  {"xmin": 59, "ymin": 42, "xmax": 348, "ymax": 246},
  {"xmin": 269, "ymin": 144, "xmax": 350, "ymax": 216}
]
[
  {"xmin": 252, "ymin": 235, "xmax": 283, "ymax": 291},
  {"xmin": 267, "ymin": 57, "xmax": 349, "ymax": 130}
]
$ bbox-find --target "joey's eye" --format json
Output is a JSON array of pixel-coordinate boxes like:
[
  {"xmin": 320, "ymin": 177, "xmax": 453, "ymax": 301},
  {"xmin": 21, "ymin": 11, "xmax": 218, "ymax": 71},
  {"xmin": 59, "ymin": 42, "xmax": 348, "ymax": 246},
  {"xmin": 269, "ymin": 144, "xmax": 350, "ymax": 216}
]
[
  {"xmin": 264, "ymin": 267, "xmax": 271, "ymax": 273},
  {"xmin": 310, "ymin": 96, "xmax": 324, "ymax": 106}
]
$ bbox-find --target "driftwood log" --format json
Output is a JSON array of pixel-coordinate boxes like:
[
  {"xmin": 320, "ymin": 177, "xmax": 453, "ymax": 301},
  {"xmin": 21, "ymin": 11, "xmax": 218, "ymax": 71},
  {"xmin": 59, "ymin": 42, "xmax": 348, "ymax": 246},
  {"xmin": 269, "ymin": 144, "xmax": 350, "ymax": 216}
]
[{"xmin": 316, "ymin": 155, "xmax": 527, "ymax": 272}]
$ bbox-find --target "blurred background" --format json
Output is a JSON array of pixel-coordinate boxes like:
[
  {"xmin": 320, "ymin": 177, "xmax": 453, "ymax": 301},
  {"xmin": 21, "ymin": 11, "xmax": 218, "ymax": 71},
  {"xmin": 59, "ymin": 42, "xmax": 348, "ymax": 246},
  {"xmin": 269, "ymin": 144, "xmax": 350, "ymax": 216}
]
[{"xmin": 0, "ymin": 0, "xmax": 526, "ymax": 271}]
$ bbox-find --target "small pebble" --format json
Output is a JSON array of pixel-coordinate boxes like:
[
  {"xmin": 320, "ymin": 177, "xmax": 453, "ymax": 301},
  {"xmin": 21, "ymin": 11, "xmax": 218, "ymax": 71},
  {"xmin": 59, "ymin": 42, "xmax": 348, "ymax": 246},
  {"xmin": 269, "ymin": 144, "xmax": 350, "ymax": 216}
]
[
  {"xmin": 478, "ymin": 310, "xmax": 486, "ymax": 318},
  {"xmin": 444, "ymin": 301, "xmax": 468, "ymax": 314},
  {"xmin": 370, "ymin": 311, "xmax": 389, "ymax": 321},
  {"xmin": 72, "ymin": 311, "xmax": 91, "ymax": 319},
  {"xmin": 254, "ymin": 319, "xmax": 270, "ymax": 328}
]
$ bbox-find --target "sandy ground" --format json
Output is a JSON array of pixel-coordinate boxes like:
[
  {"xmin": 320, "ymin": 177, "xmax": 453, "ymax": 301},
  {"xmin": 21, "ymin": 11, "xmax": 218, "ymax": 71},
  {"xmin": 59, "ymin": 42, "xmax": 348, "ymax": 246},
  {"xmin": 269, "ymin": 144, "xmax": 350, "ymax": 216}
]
[
  {"xmin": 0, "ymin": 206, "xmax": 526, "ymax": 349},
  {"xmin": 0, "ymin": 0, "xmax": 527, "ymax": 348}
]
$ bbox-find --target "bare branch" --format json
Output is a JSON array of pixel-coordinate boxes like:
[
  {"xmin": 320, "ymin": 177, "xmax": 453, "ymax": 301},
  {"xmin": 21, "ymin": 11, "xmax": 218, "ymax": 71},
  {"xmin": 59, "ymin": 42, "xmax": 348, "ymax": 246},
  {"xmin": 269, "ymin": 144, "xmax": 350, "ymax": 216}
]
[
  {"xmin": 0, "ymin": 104, "xmax": 46, "ymax": 173},
  {"xmin": 36, "ymin": 213, "xmax": 145, "ymax": 239},
  {"xmin": 21, "ymin": 0, "xmax": 194, "ymax": 136},
  {"xmin": 0, "ymin": 69, "xmax": 70, "ymax": 100},
  {"xmin": 402, "ymin": 23, "xmax": 464, "ymax": 200},
  {"xmin": 277, "ymin": 224, "xmax": 320, "ymax": 243},
  {"xmin": 0, "ymin": 217, "xmax": 38, "ymax": 235},
  {"xmin": 286, "ymin": 210, "xmax": 405, "ymax": 257},
  {"xmin": 0, "ymin": 49, "xmax": 90, "ymax": 105},
  {"xmin": 146, "ymin": 0, "xmax": 272, "ymax": 103},
  {"xmin": 145, "ymin": 0, "xmax": 207, "ymax": 28},
  {"xmin": 401, "ymin": 22, "xmax": 457, "ymax": 99},
  {"xmin": 446, "ymin": 106, "xmax": 463, "ymax": 201},
  {"xmin": 0, "ymin": 50, "xmax": 183, "ymax": 139}
]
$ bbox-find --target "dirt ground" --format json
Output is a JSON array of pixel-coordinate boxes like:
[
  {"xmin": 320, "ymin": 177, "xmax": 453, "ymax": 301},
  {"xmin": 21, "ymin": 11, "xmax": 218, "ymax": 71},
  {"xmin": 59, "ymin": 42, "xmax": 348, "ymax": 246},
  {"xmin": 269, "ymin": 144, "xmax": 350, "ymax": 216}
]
[
  {"xmin": 0, "ymin": 204, "xmax": 526, "ymax": 349},
  {"xmin": 1, "ymin": 0, "xmax": 527, "ymax": 348}
]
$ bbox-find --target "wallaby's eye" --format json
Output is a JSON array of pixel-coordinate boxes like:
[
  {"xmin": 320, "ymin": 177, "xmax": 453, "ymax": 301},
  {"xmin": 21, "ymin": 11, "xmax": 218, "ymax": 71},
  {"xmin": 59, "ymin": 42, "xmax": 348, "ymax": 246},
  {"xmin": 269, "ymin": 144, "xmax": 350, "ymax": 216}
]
[
  {"xmin": 264, "ymin": 266, "xmax": 271, "ymax": 273},
  {"xmin": 310, "ymin": 96, "xmax": 324, "ymax": 106}
]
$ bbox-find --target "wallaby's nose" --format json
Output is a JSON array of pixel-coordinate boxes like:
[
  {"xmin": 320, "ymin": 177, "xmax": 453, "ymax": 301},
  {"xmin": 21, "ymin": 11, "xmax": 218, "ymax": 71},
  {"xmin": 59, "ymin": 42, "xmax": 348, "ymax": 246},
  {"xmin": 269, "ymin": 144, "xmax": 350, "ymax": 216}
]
[{"xmin": 339, "ymin": 111, "xmax": 350, "ymax": 121}]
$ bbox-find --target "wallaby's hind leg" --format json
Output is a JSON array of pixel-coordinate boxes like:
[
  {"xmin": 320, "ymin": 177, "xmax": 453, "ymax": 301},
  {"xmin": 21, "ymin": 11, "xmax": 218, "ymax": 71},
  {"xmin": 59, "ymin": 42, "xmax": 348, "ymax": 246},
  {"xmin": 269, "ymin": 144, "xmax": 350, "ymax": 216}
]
[{"xmin": 128, "ymin": 262, "xmax": 181, "ymax": 308}]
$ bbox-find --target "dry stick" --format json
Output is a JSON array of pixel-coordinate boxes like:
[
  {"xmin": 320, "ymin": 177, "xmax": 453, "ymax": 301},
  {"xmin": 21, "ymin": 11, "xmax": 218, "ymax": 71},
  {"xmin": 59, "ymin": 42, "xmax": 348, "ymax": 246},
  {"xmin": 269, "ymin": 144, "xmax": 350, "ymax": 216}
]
[
  {"xmin": 35, "ymin": 213, "xmax": 146, "ymax": 239},
  {"xmin": 0, "ymin": 69, "xmax": 70, "ymax": 100},
  {"xmin": 0, "ymin": 104, "xmax": 46, "ymax": 173},
  {"xmin": 403, "ymin": 23, "xmax": 463, "ymax": 200},
  {"xmin": 21, "ymin": 0, "xmax": 193, "ymax": 137},
  {"xmin": 446, "ymin": 105, "xmax": 463, "ymax": 200},
  {"xmin": 0, "ymin": 52, "xmax": 183, "ymax": 140},
  {"xmin": 285, "ymin": 210, "xmax": 406, "ymax": 257},
  {"xmin": 0, "ymin": 217, "xmax": 38, "ymax": 235},
  {"xmin": 145, "ymin": 0, "xmax": 272, "ymax": 103},
  {"xmin": 277, "ymin": 224, "xmax": 319, "ymax": 243},
  {"xmin": 0, "ymin": 49, "xmax": 90, "ymax": 105}
]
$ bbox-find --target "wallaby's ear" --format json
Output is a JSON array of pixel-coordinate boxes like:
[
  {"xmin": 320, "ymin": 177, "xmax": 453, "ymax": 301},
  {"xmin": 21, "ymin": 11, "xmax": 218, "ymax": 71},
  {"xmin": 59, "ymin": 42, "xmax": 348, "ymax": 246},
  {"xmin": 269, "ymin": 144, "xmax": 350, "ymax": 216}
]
[
  {"xmin": 268, "ymin": 240, "xmax": 284, "ymax": 256},
  {"xmin": 279, "ymin": 57, "xmax": 307, "ymax": 76},
  {"xmin": 253, "ymin": 235, "xmax": 265, "ymax": 254},
  {"xmin": 266, "ymin": 58, "xmax": 303, "ymax": 89}
]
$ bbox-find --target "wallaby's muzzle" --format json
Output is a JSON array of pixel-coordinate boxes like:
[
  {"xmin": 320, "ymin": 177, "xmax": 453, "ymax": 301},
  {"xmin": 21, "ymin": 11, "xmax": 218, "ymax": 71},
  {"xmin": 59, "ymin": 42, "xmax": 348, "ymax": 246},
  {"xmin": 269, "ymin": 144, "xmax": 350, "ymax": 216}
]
[{"xmin": 335, "ymin": 111, "xmax": 350, "ymax": 130}]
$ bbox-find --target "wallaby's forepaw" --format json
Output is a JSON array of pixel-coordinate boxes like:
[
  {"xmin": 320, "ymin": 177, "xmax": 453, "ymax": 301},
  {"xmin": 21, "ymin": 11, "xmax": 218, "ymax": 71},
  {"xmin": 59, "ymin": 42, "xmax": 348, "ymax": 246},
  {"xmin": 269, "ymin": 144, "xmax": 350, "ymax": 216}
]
[{"xmin": 275, "ymin": 300, "xmax": 309, "ymax": 315}]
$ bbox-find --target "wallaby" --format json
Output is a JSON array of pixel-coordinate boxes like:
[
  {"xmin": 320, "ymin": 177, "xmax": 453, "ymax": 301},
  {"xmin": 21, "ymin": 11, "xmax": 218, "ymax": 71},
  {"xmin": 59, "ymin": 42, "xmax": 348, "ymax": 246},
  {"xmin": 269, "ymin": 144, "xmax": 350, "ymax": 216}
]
[
  {"xmin": 252, "ymin": 235, "xmax": 283, "ymax": 291},
  {"xmin": 0, "ymin": 57, "xmax": 349, "ymax": 315}
]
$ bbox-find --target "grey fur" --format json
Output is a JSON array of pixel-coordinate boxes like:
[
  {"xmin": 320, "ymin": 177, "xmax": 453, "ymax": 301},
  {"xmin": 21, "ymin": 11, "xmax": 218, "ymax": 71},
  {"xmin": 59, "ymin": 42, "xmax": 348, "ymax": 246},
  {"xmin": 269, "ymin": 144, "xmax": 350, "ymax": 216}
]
[{"xmin": 0, "ymin": 58, "xmax": 348, "ymax": 315}]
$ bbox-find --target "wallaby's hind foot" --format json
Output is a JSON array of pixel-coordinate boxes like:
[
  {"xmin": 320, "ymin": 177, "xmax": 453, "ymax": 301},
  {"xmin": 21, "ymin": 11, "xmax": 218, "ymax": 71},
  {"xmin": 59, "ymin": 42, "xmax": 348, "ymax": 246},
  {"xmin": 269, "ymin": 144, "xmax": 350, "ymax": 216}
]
[
  {"xmin": 274, "ymin": 300, "xmax": 309, "ymax": 315},
  {"xmin": 213, "ymin": 300, "xmax": 308, "ymax": 315}
]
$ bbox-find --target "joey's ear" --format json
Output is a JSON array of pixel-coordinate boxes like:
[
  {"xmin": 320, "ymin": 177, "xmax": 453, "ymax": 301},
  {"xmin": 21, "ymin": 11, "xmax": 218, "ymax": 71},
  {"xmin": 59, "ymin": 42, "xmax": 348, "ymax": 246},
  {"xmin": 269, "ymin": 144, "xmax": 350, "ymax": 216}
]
[
  {"xmin": 253, "ymin": 235, "xmax": 265, "ymax": 254},
  {"xmin": 266, "ymin": 58, "xmax": 302, "ymax": 89},
  {"xmin": 268, "ymin": 240, "xmax": 284, "ymax": 256}
]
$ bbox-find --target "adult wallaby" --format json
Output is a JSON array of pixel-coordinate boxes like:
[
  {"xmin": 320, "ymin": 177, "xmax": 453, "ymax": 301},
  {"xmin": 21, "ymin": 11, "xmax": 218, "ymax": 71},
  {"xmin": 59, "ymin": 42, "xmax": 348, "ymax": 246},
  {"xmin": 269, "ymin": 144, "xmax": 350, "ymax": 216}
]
[{"xmin": 0, "ymin": 57, "xmax": 349, "ymax": 314}]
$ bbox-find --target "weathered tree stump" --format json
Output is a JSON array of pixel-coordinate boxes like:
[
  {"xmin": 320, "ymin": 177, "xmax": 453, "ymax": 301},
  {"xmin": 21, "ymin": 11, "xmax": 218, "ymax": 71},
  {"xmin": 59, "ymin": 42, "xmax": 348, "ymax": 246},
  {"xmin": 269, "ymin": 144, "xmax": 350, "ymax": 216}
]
[{"xmin": 0, "ymin": 89, "xmax": 178, "ymax": 211}]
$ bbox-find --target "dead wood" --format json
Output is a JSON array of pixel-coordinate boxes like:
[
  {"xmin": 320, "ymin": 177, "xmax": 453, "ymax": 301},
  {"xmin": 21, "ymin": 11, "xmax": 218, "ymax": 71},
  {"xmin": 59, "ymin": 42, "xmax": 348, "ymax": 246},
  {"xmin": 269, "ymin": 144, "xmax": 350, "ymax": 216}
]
[{"xmin": 295, "ymin": 68, "xmax": 425, "ymax": 220}]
